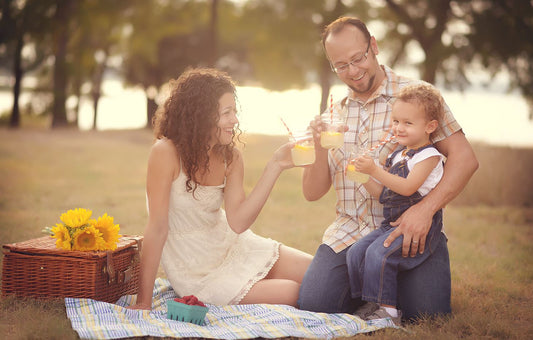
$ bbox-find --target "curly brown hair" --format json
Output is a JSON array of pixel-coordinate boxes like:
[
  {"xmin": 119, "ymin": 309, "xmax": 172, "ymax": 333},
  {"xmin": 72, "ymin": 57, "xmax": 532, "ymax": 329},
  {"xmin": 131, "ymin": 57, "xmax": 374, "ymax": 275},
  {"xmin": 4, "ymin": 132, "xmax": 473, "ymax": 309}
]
[
  {"xmin": 397, "ymin": 83, "xmax": 445, "ymax": 139},
  {"xmin": 153, "ymin": 68, "xmax": 240, "ymax": 194}
]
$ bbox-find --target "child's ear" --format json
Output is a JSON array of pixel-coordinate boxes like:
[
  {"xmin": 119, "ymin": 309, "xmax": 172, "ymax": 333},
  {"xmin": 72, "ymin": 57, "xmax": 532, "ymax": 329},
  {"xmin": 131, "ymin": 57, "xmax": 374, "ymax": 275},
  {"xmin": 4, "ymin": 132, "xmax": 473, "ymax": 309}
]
[{"xmin": 426, "ymin": 120, "xmax": 438, "ymax": 134}]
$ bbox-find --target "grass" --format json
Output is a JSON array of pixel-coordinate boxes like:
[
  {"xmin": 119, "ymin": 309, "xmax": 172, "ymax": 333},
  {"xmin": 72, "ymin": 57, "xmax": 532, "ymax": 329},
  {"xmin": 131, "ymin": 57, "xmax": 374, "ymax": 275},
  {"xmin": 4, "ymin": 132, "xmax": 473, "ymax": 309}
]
[{"xmin": 0, "ymin": 128, "xmax": 532, "ymax": 339}]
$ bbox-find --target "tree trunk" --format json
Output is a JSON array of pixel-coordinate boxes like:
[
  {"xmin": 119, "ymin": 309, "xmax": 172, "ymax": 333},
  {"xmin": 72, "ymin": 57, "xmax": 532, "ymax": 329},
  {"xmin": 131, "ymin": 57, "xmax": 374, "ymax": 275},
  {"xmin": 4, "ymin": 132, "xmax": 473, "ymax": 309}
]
[
  {"xmin": 51, "ymin": 0, "xmax": 74, "ymax": 128},
  {"xmin": 146, "ymin": 96, "xmax": 158, "ymax": 129},
  {"xmin": 317, "ymin": 0, "xmax": 345, "ymax": 114},
  {"xmin": 319, "ymin": 57, "xmax": 332, "ymax": 115},
  {"xmin": 421, "ymin": 58, "xmax": 438, "ymax": 84},
  {"xmin": 9, "ymin": 33, "xmax": 23, "ymax": 128},
  {"xmin": 208, "ymin": 0, "xmax": 218, "ymax": 67},
  {"xmin": 91, "ymin": 56, "xmax": 107, "ymax": 130},
  {"xmin": 92, "ymin": 94, "xmax": 100, "ymax": 130}
]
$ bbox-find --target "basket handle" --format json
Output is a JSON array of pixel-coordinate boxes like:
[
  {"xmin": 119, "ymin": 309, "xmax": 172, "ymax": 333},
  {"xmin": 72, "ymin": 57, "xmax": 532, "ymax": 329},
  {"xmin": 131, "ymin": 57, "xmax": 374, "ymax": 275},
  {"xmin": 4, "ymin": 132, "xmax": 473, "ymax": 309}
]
[{"xmin": 105, "ymin": 236, "xmax": 143, "ymax": 284}]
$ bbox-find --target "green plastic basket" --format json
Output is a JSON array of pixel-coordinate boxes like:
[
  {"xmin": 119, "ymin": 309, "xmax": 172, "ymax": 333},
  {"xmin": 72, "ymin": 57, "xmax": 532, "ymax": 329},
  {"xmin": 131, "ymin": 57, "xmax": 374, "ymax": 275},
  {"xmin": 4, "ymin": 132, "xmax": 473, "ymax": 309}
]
[{"xmin": 167, "ymin": 300, "xmax": 208, "ymax": 325}]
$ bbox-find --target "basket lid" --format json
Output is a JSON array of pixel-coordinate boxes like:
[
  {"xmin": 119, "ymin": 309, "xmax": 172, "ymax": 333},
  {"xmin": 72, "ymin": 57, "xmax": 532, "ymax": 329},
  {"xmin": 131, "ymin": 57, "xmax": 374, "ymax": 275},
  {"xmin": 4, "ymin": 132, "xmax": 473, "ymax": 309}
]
[{"xmin": 2, "ymin": 235, "xmax": 142, "ymax": 259}]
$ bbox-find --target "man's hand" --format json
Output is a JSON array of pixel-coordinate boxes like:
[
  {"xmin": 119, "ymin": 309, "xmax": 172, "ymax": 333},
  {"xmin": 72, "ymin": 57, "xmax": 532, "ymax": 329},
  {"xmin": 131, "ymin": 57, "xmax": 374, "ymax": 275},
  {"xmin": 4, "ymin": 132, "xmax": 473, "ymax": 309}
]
[{"xmin": 383, "ymin": 201, "xmax": 435, "ymax": 257}]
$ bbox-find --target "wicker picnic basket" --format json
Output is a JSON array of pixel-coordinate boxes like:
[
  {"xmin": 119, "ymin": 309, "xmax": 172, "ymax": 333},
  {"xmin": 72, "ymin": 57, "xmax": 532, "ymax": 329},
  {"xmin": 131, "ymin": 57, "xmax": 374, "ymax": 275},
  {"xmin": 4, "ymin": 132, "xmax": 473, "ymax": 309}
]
[{"xmin": 1, "ymin": 235, "xmax": 143, "ymax": 302}]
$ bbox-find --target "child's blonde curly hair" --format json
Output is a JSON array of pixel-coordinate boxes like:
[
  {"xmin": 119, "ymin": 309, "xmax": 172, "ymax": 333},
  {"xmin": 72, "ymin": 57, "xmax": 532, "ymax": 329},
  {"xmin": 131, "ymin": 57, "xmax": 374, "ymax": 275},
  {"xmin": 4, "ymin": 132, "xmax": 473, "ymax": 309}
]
[{"xmin": 397, "ymin": 83, "xmax": 445, "ymax": 139}]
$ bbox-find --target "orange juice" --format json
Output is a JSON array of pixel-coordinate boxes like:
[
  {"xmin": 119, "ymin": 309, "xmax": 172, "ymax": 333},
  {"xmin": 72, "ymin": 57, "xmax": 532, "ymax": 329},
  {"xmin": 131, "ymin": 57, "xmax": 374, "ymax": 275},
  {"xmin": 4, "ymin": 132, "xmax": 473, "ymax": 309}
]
[
  {"xmin": 291, "ymin": 143, "xmax": 315, "ymax": 166},
  {"xmin": 320, "ymin": 131, "xmax": 344, "ymax": 149},
  {"xmin": 345, "ymin": 163, "xmax": 369, "ymax": 183}
]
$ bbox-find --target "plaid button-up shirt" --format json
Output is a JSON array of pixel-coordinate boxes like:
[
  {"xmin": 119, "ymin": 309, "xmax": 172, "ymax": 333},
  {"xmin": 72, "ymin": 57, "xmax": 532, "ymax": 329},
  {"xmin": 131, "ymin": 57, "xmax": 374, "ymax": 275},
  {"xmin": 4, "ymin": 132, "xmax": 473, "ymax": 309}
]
[{"xmin": 322, "ymin": 65, "xmax": 462, "ymax": 253}]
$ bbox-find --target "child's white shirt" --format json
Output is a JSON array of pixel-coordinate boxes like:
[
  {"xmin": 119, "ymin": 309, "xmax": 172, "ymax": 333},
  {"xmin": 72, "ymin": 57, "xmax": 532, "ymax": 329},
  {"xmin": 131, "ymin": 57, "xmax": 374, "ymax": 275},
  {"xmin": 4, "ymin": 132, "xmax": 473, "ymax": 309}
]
[{"xmin": 391, "ymin": 147, "xmax": 445, "ymax": 196}]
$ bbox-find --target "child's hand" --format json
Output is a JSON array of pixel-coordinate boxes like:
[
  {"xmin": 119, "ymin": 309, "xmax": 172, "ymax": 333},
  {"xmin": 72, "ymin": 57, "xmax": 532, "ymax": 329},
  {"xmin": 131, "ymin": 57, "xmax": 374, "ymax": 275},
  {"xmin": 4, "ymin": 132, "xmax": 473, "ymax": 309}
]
[{"xmin": 354, "ymin": 155, "xmax": 376, "ymax": 174}]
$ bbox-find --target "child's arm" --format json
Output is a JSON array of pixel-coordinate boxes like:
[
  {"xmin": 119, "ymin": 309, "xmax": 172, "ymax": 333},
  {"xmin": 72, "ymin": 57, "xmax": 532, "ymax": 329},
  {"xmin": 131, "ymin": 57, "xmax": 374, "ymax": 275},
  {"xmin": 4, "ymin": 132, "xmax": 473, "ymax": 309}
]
[
  {"xmin": 128, "ymin": 140, "xmax": 175, "ymax": 310},
  {"xmin": 223, "ymin": 143, "xmax": 295, "ymax": 234},
  {"xmin": 362, "ymin": 178, "xmax": 384, "ymax": 198},
  {"xmin": 355, "ymin": 154, "xmax": 441, "ymax": 196}
]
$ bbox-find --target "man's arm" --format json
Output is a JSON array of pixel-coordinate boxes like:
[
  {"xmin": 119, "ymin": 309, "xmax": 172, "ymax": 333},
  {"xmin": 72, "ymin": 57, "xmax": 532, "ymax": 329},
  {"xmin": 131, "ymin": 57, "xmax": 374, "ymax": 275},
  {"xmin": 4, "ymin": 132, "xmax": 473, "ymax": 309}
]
[
  {"xmin": 302, "ymin": 147, "xmax": 331, "ymax": 201},
  {"xmin": 302, "ymin": 116, "xmax": 333, "ymax": 201},
  {"xmin": 384, "ymin": 131, "xmax": 479, "ymax": 257}
]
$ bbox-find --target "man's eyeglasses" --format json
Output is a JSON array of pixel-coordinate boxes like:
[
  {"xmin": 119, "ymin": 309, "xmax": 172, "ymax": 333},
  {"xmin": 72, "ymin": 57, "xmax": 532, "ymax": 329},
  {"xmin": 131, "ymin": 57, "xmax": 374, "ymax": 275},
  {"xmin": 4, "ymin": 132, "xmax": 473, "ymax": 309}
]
[{"xmin": 330, "ymin": 40, "xmax": 371, "ymax": 74}]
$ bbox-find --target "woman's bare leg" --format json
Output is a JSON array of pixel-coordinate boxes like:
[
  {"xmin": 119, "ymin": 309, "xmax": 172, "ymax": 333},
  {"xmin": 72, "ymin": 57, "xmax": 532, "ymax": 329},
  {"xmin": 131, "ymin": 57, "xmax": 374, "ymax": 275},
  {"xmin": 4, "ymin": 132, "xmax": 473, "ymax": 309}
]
[
  {"xmin": 239, "ymin": 279, "xmax": 300, "ymax": 306},
  {"xmin": 266, "ymin": 245, "xmax": 313, "ymax": 282},
  {"xmin": 239, "ymin": 245, "xmax": 313, "ymax": 307}
]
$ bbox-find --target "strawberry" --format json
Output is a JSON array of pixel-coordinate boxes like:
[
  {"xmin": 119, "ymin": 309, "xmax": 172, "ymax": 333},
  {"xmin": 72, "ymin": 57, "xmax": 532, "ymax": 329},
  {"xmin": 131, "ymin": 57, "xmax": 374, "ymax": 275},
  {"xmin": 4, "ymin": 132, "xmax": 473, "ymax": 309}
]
[{"xmin": 174, "ymin": 294, "xmax": 206, "ymax": 306}]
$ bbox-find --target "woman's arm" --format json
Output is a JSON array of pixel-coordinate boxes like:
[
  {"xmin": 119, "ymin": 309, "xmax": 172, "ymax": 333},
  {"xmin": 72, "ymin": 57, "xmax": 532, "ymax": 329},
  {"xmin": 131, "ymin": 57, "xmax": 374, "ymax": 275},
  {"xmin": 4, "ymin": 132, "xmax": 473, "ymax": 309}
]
[
  {"xmin": 129, "ymin": 140, "xmax": 176, "ymax": 309},
  {"xmin": 223, "ymin": 143, "xmax": 294, "ymax": 234}
]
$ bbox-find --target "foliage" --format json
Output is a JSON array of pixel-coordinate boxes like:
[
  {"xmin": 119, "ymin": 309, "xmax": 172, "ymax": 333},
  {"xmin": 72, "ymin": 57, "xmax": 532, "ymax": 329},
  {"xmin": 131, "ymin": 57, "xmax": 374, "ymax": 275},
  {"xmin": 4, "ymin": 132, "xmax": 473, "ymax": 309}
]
[
  {"xmin": 379, "ymin": 0, "xmax": 470, "ymax": 87},
  {"xmin": 0, "ymin": 0, "xmax": 57, "ymax": 127},
  {"xmin": 463, "ymin": 0, "xmax": 533, "ymax": 118},
  {"xmin": 378, "ymin": 0, "xmax": 533, "ymax": 116},
  {"xmin": 1, "ymin": 0, "xmax": 533, "ymax": 128}
]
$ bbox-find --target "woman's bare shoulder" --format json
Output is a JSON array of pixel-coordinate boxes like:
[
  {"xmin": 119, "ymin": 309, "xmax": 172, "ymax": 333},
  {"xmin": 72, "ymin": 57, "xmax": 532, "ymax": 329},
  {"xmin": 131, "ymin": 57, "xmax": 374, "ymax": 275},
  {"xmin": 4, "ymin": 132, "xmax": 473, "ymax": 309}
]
[
  {"xmin": 149, "ymin": 138, "xmax": 180, "ymax": 178},
  {"xmin": 151, "ymin": 138, "xmax": 178, "ymax": 158}
]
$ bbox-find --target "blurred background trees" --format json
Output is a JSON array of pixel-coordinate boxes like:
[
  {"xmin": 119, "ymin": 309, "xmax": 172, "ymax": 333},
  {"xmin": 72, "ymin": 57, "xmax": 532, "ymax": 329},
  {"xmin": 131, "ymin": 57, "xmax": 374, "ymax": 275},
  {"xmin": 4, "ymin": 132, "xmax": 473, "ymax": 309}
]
[{"xmin": 1, "ymin": 0, "xmax": 532, "ymax": 129}]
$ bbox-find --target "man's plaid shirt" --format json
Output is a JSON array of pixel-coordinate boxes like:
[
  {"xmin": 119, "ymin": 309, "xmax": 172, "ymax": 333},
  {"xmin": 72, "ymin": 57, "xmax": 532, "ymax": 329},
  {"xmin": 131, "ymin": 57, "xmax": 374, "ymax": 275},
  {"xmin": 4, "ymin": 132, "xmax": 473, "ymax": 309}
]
[{"xmin": 322, "ymin": 65, "xmax": 462, "ymax": 253}]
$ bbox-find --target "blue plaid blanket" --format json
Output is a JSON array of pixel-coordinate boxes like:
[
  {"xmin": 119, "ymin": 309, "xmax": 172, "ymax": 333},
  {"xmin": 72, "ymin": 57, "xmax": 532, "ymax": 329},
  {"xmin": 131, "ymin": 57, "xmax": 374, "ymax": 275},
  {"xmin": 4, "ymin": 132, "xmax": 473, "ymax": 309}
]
[{"xmin": 66, "ymin": 278, "xmax": 395, "ymax": 339}]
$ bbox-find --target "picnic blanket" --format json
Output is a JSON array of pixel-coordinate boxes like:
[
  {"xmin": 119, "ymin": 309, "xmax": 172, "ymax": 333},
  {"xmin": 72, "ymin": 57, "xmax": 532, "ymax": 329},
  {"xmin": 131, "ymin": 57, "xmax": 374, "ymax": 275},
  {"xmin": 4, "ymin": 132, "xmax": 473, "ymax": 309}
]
[{"xmin": 66, "ymin": 278, "xmax": 396, "ymax": 339}]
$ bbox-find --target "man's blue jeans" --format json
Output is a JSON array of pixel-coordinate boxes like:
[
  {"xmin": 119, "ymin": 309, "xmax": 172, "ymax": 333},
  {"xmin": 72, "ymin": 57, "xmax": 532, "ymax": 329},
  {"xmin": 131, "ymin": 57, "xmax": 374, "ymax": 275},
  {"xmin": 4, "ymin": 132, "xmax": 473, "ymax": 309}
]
[{"xmin": 297, "ymin": 232, "xmax": 451, "ymax": 320}]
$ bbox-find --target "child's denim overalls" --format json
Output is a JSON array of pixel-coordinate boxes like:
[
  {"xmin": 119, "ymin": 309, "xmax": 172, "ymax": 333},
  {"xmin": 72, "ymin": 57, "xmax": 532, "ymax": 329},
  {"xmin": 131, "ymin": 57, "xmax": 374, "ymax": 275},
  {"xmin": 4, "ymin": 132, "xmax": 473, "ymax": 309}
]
[{"xmin": 346, "ymin": 145, "xmax": 444, "ymax": 307}]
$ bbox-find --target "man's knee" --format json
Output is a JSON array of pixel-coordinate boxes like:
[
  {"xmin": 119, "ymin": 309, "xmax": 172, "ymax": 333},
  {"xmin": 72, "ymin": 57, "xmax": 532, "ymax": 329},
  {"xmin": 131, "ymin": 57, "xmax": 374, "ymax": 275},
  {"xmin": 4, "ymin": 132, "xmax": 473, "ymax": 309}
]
[
  {"xmin": 397, "ymin": 234, "xmax": 451, "ymax": 320},
  {"xmin": 298, "ymin": 244, "xmax": 360, "ymax": 313}
]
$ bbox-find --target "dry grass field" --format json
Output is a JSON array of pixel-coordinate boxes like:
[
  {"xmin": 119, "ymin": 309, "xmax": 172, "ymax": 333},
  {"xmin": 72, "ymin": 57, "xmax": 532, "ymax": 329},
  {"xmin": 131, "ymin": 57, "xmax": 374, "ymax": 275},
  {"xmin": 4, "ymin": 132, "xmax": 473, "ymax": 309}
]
[{"xmin": 0, "ymin": 127, "xmax": 532, "ymax": 339}]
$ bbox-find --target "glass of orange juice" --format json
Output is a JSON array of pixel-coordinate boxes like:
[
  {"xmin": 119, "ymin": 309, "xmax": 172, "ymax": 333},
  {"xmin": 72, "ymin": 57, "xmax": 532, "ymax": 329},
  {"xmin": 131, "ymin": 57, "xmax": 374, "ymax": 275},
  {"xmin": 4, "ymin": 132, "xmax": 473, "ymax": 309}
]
[
  {"xmin": 345, "ymin": 149, "xmax": 376, "ymax": 184},
  {"xmin": 320, "ymin": 113, "xmax": 344, "ymax": 149},
  {"xmin": 290, "ymin": 130, "xmax": 315, "ymax": 166}
]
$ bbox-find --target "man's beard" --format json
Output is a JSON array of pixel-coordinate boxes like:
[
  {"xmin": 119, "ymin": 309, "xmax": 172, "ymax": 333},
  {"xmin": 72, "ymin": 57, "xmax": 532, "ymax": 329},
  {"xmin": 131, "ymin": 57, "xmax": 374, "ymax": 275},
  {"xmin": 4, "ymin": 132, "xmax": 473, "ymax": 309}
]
[{"xmin": 348, "ymin": 73, "xmax": 375, "ymax": 97}]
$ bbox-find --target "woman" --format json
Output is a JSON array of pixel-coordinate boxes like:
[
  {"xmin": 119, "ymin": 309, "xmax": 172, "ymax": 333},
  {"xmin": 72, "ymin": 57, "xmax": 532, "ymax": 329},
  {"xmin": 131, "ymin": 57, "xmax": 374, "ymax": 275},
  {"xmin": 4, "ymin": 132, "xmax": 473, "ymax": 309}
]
[{"xmin": 129, "ymin": 68, "xmax": 312, "ymax": 310}]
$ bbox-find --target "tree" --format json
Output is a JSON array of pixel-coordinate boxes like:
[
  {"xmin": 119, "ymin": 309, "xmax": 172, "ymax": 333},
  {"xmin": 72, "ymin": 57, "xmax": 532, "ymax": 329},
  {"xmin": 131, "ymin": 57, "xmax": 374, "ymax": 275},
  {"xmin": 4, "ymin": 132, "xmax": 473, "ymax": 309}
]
[
  {"xmin": 122, "ymin": 0, "xmax": 237, "ymax": 127},
  {"xmin": 238, "ymin": 0, "xmax": 371, "ymax": 113},
  {"xmin": 381, "ymin": 0, "xmax": 469, "ymax": 87},
  {"xmin": 69, "ymin": 0, "xmax": 134, "ymax": 130},
  {"xmin": 0, "ymin": 0, "xmax": 55, "ymax": 128},
  {"xmin": 51, "ymin": 0, "xmax": 76, "ymax": 127},
  {"xmin": 380, "ymin": 0, "xmax": 533, "ymax": 118},
  {"xmin": 464, "ymin": 0, "xmax": 533, "ymax": 118}
]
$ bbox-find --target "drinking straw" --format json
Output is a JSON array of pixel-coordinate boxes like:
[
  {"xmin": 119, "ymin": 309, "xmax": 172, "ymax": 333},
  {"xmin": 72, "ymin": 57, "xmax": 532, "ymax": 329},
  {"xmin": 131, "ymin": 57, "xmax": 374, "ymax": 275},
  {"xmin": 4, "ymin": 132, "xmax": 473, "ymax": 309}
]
[
  {"xmin": 364, "ymin": 135, "xmax": 396, "ymax": 155},
  {"xmin": 279, "ymin": 117, "xmax": 293, "ymax": 139},
  {"xmin": 329, "ymin": 94, "xmax": 333, "ymax": 124}
]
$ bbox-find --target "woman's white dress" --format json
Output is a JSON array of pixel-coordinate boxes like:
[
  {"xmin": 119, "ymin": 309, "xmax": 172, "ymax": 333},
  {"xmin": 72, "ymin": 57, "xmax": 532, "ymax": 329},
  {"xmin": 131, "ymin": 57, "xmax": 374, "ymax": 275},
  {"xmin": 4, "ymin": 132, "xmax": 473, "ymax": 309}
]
[{"xmin": 160, "ymin": 169, "xmax": 280, "ymax": 305}]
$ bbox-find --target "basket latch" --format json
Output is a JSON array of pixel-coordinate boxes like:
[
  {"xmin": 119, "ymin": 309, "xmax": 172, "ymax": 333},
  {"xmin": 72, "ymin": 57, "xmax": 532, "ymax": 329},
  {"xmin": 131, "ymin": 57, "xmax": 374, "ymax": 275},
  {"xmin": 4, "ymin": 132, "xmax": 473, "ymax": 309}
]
[
  {"xmin": 105, "ymin": 237, "xmax": 143, "ymax": 284},
  {"xmin": 119, "ymin": 238, "xmax": 143, "ymax": 284},
  {"xmin": 106, "ymin": 251, "xmax": 116, "ymax": 284}
]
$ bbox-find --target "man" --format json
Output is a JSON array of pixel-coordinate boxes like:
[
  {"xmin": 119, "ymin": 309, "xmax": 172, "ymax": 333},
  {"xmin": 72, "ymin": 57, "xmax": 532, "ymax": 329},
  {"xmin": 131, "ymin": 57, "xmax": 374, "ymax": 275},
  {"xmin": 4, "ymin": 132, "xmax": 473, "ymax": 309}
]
[{"xmin": 297, "ymin": 16, "xmax": 478, "ymax": 320}]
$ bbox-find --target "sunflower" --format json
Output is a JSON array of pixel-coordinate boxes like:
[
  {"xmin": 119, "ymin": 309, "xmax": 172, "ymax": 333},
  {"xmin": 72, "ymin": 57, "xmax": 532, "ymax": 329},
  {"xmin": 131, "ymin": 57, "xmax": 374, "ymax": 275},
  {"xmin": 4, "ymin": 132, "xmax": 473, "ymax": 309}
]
[
  {"xmin": 72, "ymin": 226, "xmax": 105, "ymax": 251},
  {"xmin": 50, "ymin": 223, "xmax": 72, "ymax": 250},
  {"xmin": 60, "ymin": 208, "xmax": 92, "ymax": 228},
  {"xmin": 91, "ymin": 213, "xmax": 121, "ymax": 250}
]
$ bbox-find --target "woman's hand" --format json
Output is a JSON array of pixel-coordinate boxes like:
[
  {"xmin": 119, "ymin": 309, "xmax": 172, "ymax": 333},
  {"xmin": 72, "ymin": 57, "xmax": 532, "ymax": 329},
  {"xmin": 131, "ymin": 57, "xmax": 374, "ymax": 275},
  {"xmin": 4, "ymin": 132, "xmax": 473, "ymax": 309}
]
[
  {"xmin": 126, "ymin": 302, "xmax": 151, "ymax": 310},
  {"xmin": 271, "ymin": 142, "xmax": 296, "ymax": 170}
]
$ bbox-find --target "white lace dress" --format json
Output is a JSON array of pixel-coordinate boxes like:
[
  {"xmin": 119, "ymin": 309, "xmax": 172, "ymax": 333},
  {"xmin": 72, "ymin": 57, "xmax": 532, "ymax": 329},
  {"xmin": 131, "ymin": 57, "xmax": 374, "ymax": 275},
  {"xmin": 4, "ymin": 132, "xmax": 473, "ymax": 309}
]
[{"xmin": 160, "ymin": 169, "xmax": 280, "ymax": 305}]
